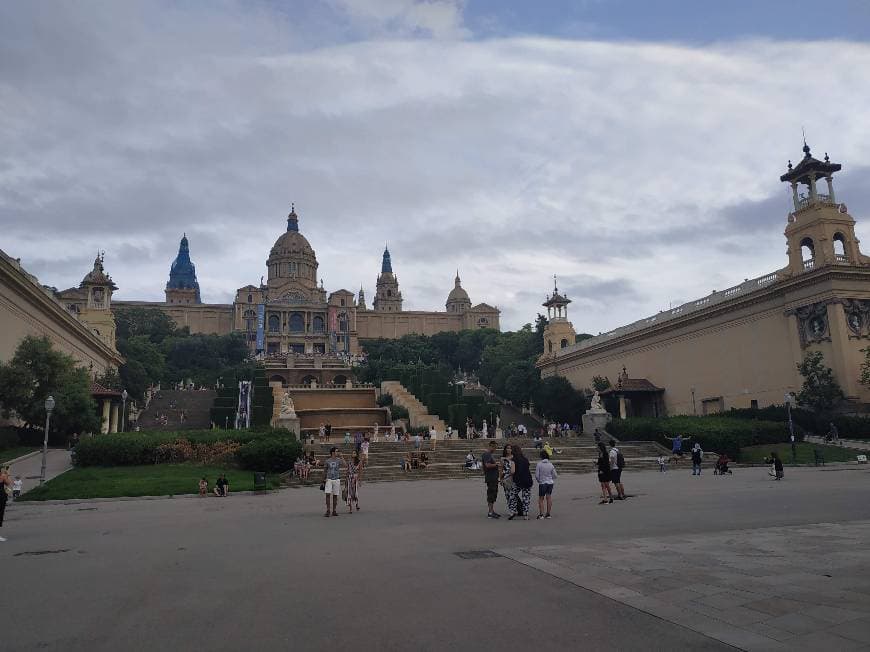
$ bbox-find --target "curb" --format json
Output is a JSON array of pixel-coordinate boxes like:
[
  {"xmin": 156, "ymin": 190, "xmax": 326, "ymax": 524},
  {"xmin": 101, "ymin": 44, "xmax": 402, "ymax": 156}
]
[
  {"xmin": 16, "ymin": 487, "xmax": 288, "ymax": 506},
  {"xmin": 1, "ymin": 450, "xmax": 42, "ymax": 465}
]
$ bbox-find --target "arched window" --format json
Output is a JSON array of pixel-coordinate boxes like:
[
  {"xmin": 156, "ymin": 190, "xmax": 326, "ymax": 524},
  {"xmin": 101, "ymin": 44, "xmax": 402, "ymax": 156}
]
[
  {"xmin": 247, "ymin": 294, "xmax": 252, "ymax": 303},
  {"xmin": 269, "ymin": 375, "xmax": 286, "ymax": 385},
  {"xmin": 800, "ymin": 237, "xmax": 815, "ymax": 268},
  {"xmin": 387, "ymin": 289, "xmax": 392, "ymax": 297},
  {"xmin": 313, "ymin": 315, "xmax": 325, "ymax": 332},
  {"xmin": 333, "ymin": 374, "xmax": 348, "ymax": 385},
  {"xmin": 548, "ymin": 341, "xmax": 553, "ymax": 353},
  {"xmin": 268, "ymin": 314, "xmax": 280, "ymax": 332},
  {"xmin": 560, "ymin": 338, "xmax": 569, "ymax": 348},
  {"xmin": 834, "ymin": 232, "xmax": 847, "ymax": 261},
  {"xmin": 289, "ymin": 313, "xmax": 304, "ymax": 332}
]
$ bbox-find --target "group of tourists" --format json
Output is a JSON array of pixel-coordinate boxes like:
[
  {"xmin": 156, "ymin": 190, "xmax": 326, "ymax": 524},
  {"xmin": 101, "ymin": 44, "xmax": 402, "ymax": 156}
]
[
  {"xmin": 595, "ymin": 440, "xmax": 626, "ymax": 504},
  {"xmin": 481, "ymin": 441, "xmax": 558, "ymax": 520}
]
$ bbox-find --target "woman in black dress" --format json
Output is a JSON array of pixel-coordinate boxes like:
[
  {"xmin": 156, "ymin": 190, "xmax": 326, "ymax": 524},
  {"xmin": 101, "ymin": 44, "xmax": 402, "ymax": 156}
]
[
  {"xmin": 511, "ymin": 445, "xmax": 533, "ymax": 520},
  {"xmin": 596, "ymin": 442, "xmax": 614, "ymax": 504}
]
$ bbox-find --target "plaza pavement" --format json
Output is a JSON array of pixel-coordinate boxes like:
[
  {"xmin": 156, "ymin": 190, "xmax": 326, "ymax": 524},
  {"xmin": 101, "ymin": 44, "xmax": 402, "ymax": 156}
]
[{"xmin": 2, "ymin": 464, "xmax": 870, "ymax": 651}]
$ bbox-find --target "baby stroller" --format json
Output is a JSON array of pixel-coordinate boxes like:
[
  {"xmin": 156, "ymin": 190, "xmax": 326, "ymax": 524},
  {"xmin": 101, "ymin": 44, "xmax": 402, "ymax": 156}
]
[{"xmin": 713, "ymin": 455, "xmax": 732, "ymax": 475}]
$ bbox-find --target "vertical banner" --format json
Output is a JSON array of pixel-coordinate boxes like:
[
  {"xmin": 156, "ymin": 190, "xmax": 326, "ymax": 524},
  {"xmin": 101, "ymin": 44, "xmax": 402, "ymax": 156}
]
[
  {"xmin": 256, "ymin": 304, "xmax": 265, "ymax": 353},
  {"xmin": 328, "ymin": 306, "xmax": 338, "ymax": 353},
  {"xmin": 236, "ymin": 380, "xmax": 252, "ymax": 429}
]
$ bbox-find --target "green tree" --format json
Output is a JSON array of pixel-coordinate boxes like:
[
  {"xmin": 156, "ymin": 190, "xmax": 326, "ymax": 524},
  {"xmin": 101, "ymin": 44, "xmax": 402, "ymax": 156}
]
[
  {"xmin": 114, "ymin": 306, "xmax": 178, "ymax": 343},
  {"xmin": 591, "ymin": 375, "xmax": 611, "ymax": 391},
  {"xmin": 532, "ymin": 376, "xmax": 588, "ymax": 423},
  {"xmin": 0, "ymin": 336, "xmax": 100, "ymax": 435},
  {"xmin": 796, "ymin": 351, "xmax": 844, "ymax": 413},
  {"xmin": 859, "ymin": 347, "xmax": 870, "ymax": 389}
]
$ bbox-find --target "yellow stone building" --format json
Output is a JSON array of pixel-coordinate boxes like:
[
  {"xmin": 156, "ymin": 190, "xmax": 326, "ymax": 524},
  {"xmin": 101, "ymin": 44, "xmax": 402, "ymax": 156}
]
[
  {"xmin": 114, "ymin": 206, "xmax": 500, "ymax": 353},
  {"xmin": 537, "ymin": 145, "xmax": 870, "ymax": 416}
]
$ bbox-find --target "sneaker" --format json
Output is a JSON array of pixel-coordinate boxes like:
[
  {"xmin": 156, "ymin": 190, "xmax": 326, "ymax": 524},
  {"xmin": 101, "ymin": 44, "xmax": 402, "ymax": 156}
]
[
  {"xmin": 608, "ymin": 498, "xmax": 614, "ymax": 504},
  {"xmin": 0, "ymin": 536, "xmax": 6, "ymax": 542},
  {"xmin": 324, "ymin": 512, "xmax": 330, "ymax": 517},
  {"xmin": 490, "ymin": 512, "xmax": 501, "ymax": 519},
  {"xmin": 536, "ymin": 514, "xmax": 544, "ymax": 520},
  {"xmin": 545, "ymin": 514, "xmax": 551, "ymax": 519},
  {"xmin": 332, "ymin": 511, "xmax": 339, "ymax": 516}
]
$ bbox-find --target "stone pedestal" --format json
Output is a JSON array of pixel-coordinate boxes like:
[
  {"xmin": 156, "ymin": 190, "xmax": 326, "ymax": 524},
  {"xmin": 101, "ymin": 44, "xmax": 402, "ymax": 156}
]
[
  {"xmin": 275, "ymin": 415, "xmax": 300, "ymax": 437},
  {"xmin": 582, "ymin": 410, "xmax": 611, "ymax": 436}
]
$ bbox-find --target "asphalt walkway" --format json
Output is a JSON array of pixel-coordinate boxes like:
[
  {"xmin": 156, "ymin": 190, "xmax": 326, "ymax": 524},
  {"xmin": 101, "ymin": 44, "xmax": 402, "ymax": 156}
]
[{"xmin": 4, "ymin": 448, "xmax": 72, "ymax": 494}]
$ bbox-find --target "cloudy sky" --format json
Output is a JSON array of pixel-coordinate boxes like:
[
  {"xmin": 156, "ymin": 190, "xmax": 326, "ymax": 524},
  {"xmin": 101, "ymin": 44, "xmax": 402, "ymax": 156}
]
[{"xmin": 2, "ymin": 1, "xmax": 870, "ymax": 333}]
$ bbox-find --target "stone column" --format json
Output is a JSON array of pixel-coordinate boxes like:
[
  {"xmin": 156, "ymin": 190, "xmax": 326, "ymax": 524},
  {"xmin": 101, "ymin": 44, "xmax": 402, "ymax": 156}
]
[
  {"xmin": 618, "ymin": 396, "xmax": 627, "ymax": 420},
  {"xmin": 826, "ymin": 176, "xmax": 836, "ymax": 203},
  {"xmin": 809, "ymin": 176, "xmax": 818, "ymax": 202},
  {"xmin": 109, "ymin": 403, "xmax": 120, "ymax": 433},
  {"xmin": 791, "ymin": 182, "xmax": 799, "ymax": 211},
  {"xmin": 101, "ymin": 399, "xmax": 111, "ymax": 434},
  {"xmin": 826, "ymin": 302, "xmax": 859, "ymax": 399}
]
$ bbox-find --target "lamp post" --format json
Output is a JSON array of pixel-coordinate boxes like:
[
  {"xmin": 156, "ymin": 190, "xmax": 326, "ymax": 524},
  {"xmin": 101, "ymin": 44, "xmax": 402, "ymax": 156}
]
[
  {"xmin": 690, "ymin": 386, "xmax": 697, "ymax": 415},
  {"xmin": 785, "ymin": 393, "xmax": 796, "ymax": 461},
  {"xmin": 121, "ymin": 389, "xmax": 128, "ymax": 433},
  {"xmin": 41, "ymin": 395, "xmax": 55, "ymax": 485}
]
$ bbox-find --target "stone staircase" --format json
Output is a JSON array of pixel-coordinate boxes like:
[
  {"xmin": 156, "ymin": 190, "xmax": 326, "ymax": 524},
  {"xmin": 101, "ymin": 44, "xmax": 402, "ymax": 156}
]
[
  {"xmin": 135, "ymin": 389, "xmax": 217, "ymax": 430},
  {"xmin": 282, "ymin": 435, "xmax": 672, "ymax": 486},
  {"xmin": 380, "ymin": 380, "xmax": 447, "ymax": 432}
]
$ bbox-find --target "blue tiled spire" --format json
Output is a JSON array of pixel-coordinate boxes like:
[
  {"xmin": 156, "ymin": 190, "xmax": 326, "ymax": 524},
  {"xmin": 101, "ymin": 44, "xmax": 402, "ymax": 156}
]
[
  {"xmin": 381, "ymin": 245, "xmax": 392, "ymax": 274},
  {"xmin": 287, "ymin": 203, "xmax": 299, "ymax": 232},
  {"xmin": 166, "ymin": 233, "xmax": 201, "ymax": 301}
]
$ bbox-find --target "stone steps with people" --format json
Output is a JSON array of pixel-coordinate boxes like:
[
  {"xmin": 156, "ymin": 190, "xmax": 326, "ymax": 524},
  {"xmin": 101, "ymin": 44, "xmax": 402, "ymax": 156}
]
[
  {"xmin": 135, "ymin": 389, "xmax": 217, "ymax": 431},
  {"xmin": 281, "ymin": 437, "xmax": 670, "ymax": 485}
]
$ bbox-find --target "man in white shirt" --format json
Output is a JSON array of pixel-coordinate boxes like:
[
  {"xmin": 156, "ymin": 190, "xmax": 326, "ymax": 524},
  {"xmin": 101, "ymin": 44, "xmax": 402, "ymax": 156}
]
[{"xmin": 608, "ymin": 440, "xmax": 626, "ymax": 500}]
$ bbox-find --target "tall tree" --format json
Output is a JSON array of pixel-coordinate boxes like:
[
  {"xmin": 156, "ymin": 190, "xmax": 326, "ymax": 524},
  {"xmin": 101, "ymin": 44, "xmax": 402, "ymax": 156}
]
[
  {"xmin": 796, "ymin": 351, "xmax": 844, "ymax": 413},
  {"xmin": 0, "ymin": 336, "xmax": 100, "ymax": 435}
]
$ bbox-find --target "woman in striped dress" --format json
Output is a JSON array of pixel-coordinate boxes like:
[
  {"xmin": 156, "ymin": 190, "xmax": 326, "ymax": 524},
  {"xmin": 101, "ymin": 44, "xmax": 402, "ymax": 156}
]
[{"xmin": 346, "ymin": 453, "xmax": 361, "ymax": 512}]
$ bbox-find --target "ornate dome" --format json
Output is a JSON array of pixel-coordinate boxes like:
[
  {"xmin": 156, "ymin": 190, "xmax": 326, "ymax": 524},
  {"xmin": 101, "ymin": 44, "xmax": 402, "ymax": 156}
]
[
  {"xmin": 446, "ymin": 271, "xmax": 471, "ymax": 312},
  {"xmin": 81, "ymin": 254, "xmax": 118, "ymax": 289},
  {"xmin": 266, "ymin": 205, "xmax": 318, "ymax": 288}
]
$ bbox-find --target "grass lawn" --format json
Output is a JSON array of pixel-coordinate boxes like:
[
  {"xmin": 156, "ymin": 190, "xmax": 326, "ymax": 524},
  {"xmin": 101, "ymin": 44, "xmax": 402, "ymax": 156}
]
[
  {"xmin": 0, "ymin": 446, "xmax": 39, "ymax": 465},
  {"xmin": 19, "ymin": 465, "xmax": 282, "ymax": 501},
  {"xmin": 740, "ymin": 442, "xmax": 860, "ymax": 465}
]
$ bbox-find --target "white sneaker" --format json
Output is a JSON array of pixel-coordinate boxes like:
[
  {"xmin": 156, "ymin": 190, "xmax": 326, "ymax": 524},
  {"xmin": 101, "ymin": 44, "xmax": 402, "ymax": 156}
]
[{"xmin": 0, "ymin": 536, "xmax": 6, "ymax": 542}]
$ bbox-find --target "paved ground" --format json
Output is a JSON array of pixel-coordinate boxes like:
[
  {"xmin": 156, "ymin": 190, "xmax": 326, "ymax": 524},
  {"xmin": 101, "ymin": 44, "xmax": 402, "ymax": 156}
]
[
  {"xmin": 3, "ymin": 464, "xmax": 870, "ymax": 651},
  {"xmin": 4, "ymin": 448, "xmax": 72, "ymax": 493}
]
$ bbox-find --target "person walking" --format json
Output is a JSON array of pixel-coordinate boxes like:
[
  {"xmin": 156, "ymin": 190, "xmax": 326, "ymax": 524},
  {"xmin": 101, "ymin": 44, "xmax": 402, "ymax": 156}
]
[
  {"xmin": 596, "ymin": 443, "xmax": 614, "ymax": 504},
  {"xmin": 535, "ymin": 450, "xmax": 557, "ymax": 519},
  {"xmin": 482, "ymin": 441, "xmax": 501, "ymax": 518},
  {"xmin": 691, "ymin": 443, "xmax": 703, "ymax": 476},
  {"xmin": 500, "ymin": 444, "xmax": 517, "ymax": 518},
  {"xmin": 430, "ymin": 426, "xmax": 437, "ymax": 451},
  {"xmin": 512, "ymin": 445, "xmax": 533, "ymax": 520},
  {"xmin": 323, "ymin": 447, "xmax": 344, "ymax": 517},
  {"xmin": 346, "ymin": 453, "xmax": 361, "ymax": 512},
  {"xmin": 768, "ymin": 451, "xmax": 784, "ymax": 480},
  {"xmin": 0, "ymin": 465, "xmax": 11, "ymax": 541},
  {"xmin": 608, "ymin": 440, "xmax": 626, "ymax": 500}
]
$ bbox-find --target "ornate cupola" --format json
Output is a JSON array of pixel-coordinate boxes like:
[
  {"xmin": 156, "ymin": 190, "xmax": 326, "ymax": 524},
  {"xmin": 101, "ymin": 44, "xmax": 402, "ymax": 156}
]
[
  {"xmin": 540, "ymin": 276, "xmax": 576, "ymax": 357},
  {"xmin": 78, "ymin": 252, "xmax": 119, "ymax": 349},
  {"xmin": 267, "ymin": 204, "xmax": 319, "ymax": 291},
  {"xmin": 165, "ymin": 233, "xmax": 202, "ymax": 304},
  {"xmin": 781, "ymin": 144, "xmax": 867, "ymax": 275},
  {"xmin": 374, "ymin": 245, "xmax": 402, "ymax": 312},
  {"xmin": 358, "ymin": 286, "xmax": 368, "ymax": 311},
  {"xmin": 446, "ymin": 270, "xmax": 472, "ymax": 313}
]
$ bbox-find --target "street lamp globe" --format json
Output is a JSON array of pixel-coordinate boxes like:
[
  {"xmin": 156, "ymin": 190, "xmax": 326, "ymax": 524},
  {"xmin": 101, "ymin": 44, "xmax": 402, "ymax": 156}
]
[{"xmin": 45, "ymin": 395, "xmax": 55, "ymax": 413}]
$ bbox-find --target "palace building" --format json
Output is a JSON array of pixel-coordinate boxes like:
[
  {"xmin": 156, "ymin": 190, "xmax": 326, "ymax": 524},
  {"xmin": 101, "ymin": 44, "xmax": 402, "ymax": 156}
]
[
  {"xmin": 113, "ymin": 206, "xmax": 500, "ymax": 355},
  {"xmin": 537, "ymin": 145, "xmax": 870, "ymax": 416}
]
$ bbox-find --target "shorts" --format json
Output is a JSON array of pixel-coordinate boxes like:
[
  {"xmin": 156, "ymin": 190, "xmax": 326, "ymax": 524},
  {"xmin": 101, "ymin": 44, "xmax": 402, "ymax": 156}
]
[
  {"xmin": 324, "ymin": 478, "xmax": 341, "ymax": 496},
  {"xmin": 538, "ymin": 483, "xmax": 553, "ymax": 497},
  {"xmin": 611, "ymin": 469, "xmax": 623, "ymax": 483},
  {"xmin": 485, "ymin": 477, "xmax": 499, "ymax": 504},
  {"xmin": 597, "ymin": 471, "xmax": 611, "ymax": 483}
]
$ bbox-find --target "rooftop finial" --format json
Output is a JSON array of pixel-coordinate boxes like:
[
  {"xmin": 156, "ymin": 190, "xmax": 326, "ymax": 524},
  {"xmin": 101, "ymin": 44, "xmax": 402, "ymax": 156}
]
[
  {"xmin": 553, "ymin": 273, "xmax": 558, "ymax": 293},
  {"xmin": 286, "ymin": 203, "xmax": 299, "ymax": 232},
  {"xmin": 824, "ymin": 152, "xmax": 830, "ymax": 163}
]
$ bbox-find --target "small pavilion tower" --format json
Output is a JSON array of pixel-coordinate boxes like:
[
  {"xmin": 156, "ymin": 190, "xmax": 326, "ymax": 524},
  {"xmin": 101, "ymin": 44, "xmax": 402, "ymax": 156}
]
[
  {"xmin": 357, "ymin": 286, "xmax": 368, "ymax": 311},
  {"xmin": 165, "ymin": 233, "xmax": 202, "ymax": 304},
  {"xmin": 79, "ymin": 253, "xmax": 119, "ymax": 349},
  {"xmin": 541, "ymin": 276, "xmax": 576, "ymax": 355},
  {"xmin": 781, "ymin": 143, "xmax": 866, "ymax": 274},
  {"xmin": 373, "ymin": 245, "xmax": 402, "ymax": 312},
  {"xmin": 446, "ymin": 270, "xmax": 472, "ymax": 313}
]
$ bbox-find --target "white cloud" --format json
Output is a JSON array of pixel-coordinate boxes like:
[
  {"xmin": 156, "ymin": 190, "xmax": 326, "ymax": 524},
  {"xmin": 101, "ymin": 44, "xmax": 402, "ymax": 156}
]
[{"xmin": 2, "ymin": 3, "xmax": 870, "ymax": 333}]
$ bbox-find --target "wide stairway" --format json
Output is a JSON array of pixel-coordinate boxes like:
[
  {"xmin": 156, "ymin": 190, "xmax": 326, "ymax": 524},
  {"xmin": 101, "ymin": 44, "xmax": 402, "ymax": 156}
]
[
  {"xmin": 135, "ymin": 389, "xmax": 217, "ymax": 430},
  {"xmin": 282, "ymin": 435, "xmax": 669, "ymax": 486},
  {"xmin": 381, "ymin": 380, "xmax": 447, "ymax": 431}
]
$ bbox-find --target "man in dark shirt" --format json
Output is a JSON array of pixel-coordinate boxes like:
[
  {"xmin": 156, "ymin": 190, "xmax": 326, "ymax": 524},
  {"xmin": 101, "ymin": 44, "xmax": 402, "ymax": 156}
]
[
  {"xmin": 214, "ymin": 474, "xmax": 229, "ymax": 497},
  {"xmin": 482, "ymin": 440, "xmax": 501, "ymax": 519}
]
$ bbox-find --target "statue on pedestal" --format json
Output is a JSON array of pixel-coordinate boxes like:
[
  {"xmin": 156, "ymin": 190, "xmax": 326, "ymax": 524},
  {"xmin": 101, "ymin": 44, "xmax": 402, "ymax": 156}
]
[
  {"xmin": 590, "ymin": 390, "xmax": 605, "ymax": 413},
  {"xmin": 280, "ymin": 392, "xmax": 297, "ymax": 417}
]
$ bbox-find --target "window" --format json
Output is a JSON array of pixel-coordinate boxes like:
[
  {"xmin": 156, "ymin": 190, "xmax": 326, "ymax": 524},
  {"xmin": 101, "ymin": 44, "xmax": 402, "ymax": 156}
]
[
  {"xmin": 750, "ymin": 399, "xmax": 759, "ymax": 409},
  {"xmin": 290, "ymin": 343, "xmax": 304, "ymax": 354},
  {"xmin": 702, "ymin": 397, "xmax": 724, "ymax": 415},
  {"xmin": 560, "ymin": 338, "xmax": 568, "ymax": 348},
  {"xmin": 387, "ymin": 289, "xmax": 391, "ymax": 297},
  {"xmin": 247, "ymin": 294, "xmax": 252, "ymax": 303},
  {"xmin": 340, "ymin": 298, "xmax": 345, "ymax": 307},
  {"xmin": 800, "ymin": 237, "xmax": 815, "ymax": 263},
  {"xmin": 314, "ymin": 343, "xmax": 325, "ymax": 354},
  {"xmin": 313, "ymin": 315, "xmax": 325, "ymax": 332},
  {"xmin": 834, "ymin": 232, "xmax": 847, "ymax": 261},
  {"xmin": 548, "ymin": 341, "xmax": 553, "ymax": 352},
  {"xmin": 266, "ymin": 342, "xmax": 279, "ymax": 354},
  {"xmin": 289, "ymin": 313, "xmax": 304, "ymax": 332},
  {"xmin": 268, "ymin": 314, "xmax": 280, "ymax": 332}
]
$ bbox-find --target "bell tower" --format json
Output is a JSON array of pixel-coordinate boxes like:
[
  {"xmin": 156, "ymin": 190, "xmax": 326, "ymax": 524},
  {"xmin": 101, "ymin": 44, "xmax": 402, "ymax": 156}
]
[
  {"xmin": 541, "ymin": 276, "xmax": 576, "ymax": 356},
  {"xmin": 78, "ymin": 253, "xmax": 119, "ymax": 350},
  {"xmin": 373, "ymin": 245, "xmax": 403, "ymax": 312},
  {"xmin": 781, "ymin": 143, "xmax": 867, "ymax": 274}
]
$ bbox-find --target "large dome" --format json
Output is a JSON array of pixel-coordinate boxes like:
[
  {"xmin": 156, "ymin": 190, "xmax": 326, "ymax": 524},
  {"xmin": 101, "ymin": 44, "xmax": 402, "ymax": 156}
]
[
  {"xmin": 270, "ymin": 230, "xmax": 315, "ymax": 258},
  {"xmin": 266, "ymin": 206, "xmax": 318, "ymax": 288},
  {"xmin": 447, "ymin": 285, "xmax": 470, "ymax": 302}
]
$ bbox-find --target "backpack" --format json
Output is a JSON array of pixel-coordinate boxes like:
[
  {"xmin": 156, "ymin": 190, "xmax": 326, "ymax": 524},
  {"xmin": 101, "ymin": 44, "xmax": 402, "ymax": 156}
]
[{"xmin": 616, "ymin": 450, "xmax": 625, "ymax": 469}]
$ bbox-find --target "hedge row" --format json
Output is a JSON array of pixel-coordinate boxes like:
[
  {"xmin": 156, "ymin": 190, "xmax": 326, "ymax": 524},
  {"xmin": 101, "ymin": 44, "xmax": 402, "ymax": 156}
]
[
  {"xmin": 607, "ymin": 416, "xmax": 801, "ymax": 460},
  {"xmin": 73, "ymin": 427, "xmax": 299, "ymax": 470}
]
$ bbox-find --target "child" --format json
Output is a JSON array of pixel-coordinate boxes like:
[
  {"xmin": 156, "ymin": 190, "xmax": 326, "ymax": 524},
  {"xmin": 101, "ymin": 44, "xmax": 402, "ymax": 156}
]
[
  {"xmin": 657, "ymin": 455, "xmax": 667, "ymax": 472},
  {"xmin": 12, "ymin": 475, "xmax": 23, "ymax": 500},
  {"xmin": 198, "ymin": 477, "xmax": 208, "ymax": 497}
]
